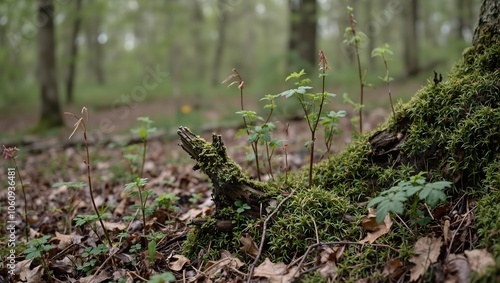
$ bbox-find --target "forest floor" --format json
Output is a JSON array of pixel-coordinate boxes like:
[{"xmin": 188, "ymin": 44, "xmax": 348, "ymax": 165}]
[{"xmin": 0, "ymin": 81, "xmax": 431, "ymax": 282}]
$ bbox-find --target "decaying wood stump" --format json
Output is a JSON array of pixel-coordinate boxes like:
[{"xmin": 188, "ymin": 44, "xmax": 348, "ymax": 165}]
[{"xmin": 177, "ymin": 127, "xmax": 270, "ymax": 228}]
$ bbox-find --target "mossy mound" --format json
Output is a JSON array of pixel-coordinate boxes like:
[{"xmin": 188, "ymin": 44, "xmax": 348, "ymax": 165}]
[{"xmin": 182, "ymin": 28, "xmax": 500, "ymax": 280}]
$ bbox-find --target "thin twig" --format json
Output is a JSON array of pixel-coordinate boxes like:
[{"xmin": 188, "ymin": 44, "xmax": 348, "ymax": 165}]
[
  {"xmin": 446, "ymin": 207, "xmax": 475, "ymax": 258},
  {"xmin": 246, "ymin": 188, "xmax": 297, "ymax": 283}
]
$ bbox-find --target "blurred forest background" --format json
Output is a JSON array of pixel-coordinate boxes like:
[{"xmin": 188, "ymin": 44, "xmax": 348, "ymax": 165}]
[{"xmin": 0, "ymin": 0, "xmax": 479, "ymax": 139}]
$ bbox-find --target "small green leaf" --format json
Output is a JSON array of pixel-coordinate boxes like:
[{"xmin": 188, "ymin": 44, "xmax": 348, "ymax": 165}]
[
  {"xmin": 234, "ymin": 128, "xmax": 247, "ymax": 139},
  {"xmin": 367, "ymin": 196, "xmax": 386, "ymax": 207}
]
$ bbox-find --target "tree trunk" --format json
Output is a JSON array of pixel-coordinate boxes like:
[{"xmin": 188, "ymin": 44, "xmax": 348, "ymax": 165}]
[
  {"xmin": 85, "ymin": 0, "xmax": 105, "ymax": 85},
  {"xmin": 211, "ymin": 0, "xmax": 228, "ymax": 86},
  {"xmin": 191, "ymin": 0, "xmax": 205, "ymax": 97},
  {"xmin": 402, "ymin": 0, "xmax": 420, "ymax": 76},
  {"xmin": 65, "ymin": 0, "xmax": 83, "ymax": 104},
  {"xmin": 37, "ymin": 0, "xmax": 64, "ymax": 128},
  {"xmin": 473, "ymin": 0, "xmax": 500, "ymax": 45},
  {"xmin": 288, "ymin": 0, "xmax": 317, "ymax": 72}
]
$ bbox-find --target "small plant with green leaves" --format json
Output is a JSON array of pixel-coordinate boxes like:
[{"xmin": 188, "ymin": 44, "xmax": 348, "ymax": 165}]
[
  {"xmin": 121, "ymin": 144, "xmax": 141, "ymax": 177},
  {"xmin": 372, "ymin": 43, "xmax": 395, "ymax": 116},
  {"xmin": 144, "ymin": 231, "xmax": 164, "ymax": 264},
  {"xmin": 344, "ymin": 6, "xmax": 367, "ymax": 133},
  {"xmin": 130, "ymin": 117, "xmax": 157, "ymax": 178},
  {"xmin": 189, "ymin": 192, "xmax": 203, "ymax": 206},
  {"xmin": 65, "ymin": 107, "xmax": 112, "ymax": 247},
  {"xmin": 155, "ymin": 192, "xmax": 180, "ymax": 213},
  {"xmin": 78, "ymin": 243, "xmax": 109, "ymax": 274},
  {"xmin": 147, "ymin": 272, "xmax": 176, "ymax": 283},
  {"xmin": 234, "ymin": 94, "xmax": 284, "ymax": 179},
  {"xmin": 3, "ymin": 145, "xmax": 29, "ymax": 241},
  {"xmin": 124, "ymin": 178, "xmax": 155, "ymax": 235},
  {"xmin": 368, "ymin": 172, "xmax": 452, "ymax": 230},
  {"xmin": 24, "ymin": 235, "xmax": 53, "ymax": 282},
  {"xmin": 52, "ymin": 181, "xmax": 85, "ymax": 233},
  {"xmin": 74, "ymin": 212, "xmax": 110, "ymax": 238},
  {"xmin": 222, "ymin": 68, "xmax": 262, "ymax": 180},
  {"xmin": 232, "ymin": 201, "xmax": 251, "ymax": 226},
  {"xmin": 277, "ymin": 50, "xmax": 337, "ymax": 189},
  {"xmin": 320, "ymin": 110, "xmax": 346, "ymax": 157}
]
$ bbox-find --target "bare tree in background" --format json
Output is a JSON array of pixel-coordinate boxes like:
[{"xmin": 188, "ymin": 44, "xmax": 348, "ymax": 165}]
[
  {"xmin": 288, "ymin": 0, "xmax": 317, "ymax": 72},
  {"xmin": 211, "ymin": 0, "xmax": 229, "ymax": 86},
  {"xmin": 37, "ymin": 0, "xmax": 63, "ymax": 128},
  {"xmin": 191, "ymin": 0, "xmax": 206, "ymax": 97},
  {"xmin": 66, "ymin": 0, "xmax": 83, "ymax": 104},
  {"xmin": 402, "ymin": 0, "xmax": 420, "ymax": 76},
  {"xmin": 85, "ymin": 0, "xmax": 105, "ymax": 85}
]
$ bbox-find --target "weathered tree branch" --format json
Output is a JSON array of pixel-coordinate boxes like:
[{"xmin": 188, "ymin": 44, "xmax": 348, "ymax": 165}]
[{"xmin": 177, "ymin": 127, "xmax": 269, "ymax": 222}]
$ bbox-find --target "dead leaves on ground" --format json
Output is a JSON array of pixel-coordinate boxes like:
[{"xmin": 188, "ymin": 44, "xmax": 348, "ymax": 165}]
[
  {"xmin": 409, "ymin": 236, "xmax": 443, "ymax": 281},
  {"xmin": 359, "ymin": 207, "xmax": 392, "ymax": 244}
]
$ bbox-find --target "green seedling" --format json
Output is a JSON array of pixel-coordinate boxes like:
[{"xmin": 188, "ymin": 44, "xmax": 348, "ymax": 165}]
[
  {"xmin": 277, "ymin": 50, "xmax": 339, "ymax": 189},
  {"xmin": 372, "ymin": 43, "xmax": 395, "ymax": 116},
  {"xmin": 65, "ymin": 107, "xmax": 112, "ymax": 247},
  {"xmin": 368, "ymin": 172, "xmax": 452, "ymax": 233},
  {"xmin": 155, "ymin": 193, "xmax": 180, "ymax": 212},
  {"xmin": 223, "ymin": 68, "xmax": 262, "ymax": 180},
  {"xmin": 130, "ymin": 116, "xmax": 157, "ymax": 178},
  {"xmin": 78, "ymin": 244, "xmax": 109, "ymax": 274},
  {"xmin": 24, "ymin": 235, "xmax": 53, "ymax": 282},
  {"xmin": 344, "ymin": 6, "xmax": 367, "ymax": 133},
  {"xmin": 125, "ymin": 178, "xmax": 154, "ymax": 235}
]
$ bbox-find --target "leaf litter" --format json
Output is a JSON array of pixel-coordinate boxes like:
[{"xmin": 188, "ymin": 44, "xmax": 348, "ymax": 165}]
[{"xmin": 0, "ymin": 119, "xmax": 497, "ymax": 282}]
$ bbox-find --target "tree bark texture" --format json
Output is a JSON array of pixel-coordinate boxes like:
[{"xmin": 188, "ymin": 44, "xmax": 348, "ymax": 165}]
[
  {"xmin": 37, "ymin": 0, "xmax": 64, "ymax": 128},
  {"xmin": 177, "ymin": 127, "xmax": 269, "ymax": 222},
  {"xmin": 288, "ymin": 0, "xmax": 318, "ymax": 72},
  {"xmin": 473, "ymin": 0, "xmax": 500, "ymax": 45}
]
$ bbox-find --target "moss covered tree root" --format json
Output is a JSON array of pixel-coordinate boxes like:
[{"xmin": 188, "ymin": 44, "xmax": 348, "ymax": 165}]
[{"xmin": 177, "ymin": 25, "xmax": 500, "ymax": 281}]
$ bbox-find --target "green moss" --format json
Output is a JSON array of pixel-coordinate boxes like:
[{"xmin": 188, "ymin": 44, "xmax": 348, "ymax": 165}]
[{"xmin": 181, "ymin": 27, "xmax": 500, "ymax": 280}]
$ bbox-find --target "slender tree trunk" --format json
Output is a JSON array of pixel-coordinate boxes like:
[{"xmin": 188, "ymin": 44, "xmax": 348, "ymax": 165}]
[
  {"xmin": 212, "ymin": 0, "xmax": 228, "ymax": 86},
  {"xmin": 366, "ymin": 0, "xmax": 376, "ymax": 69},
  {"xmin": 402, "ymin": 0, "xmax": 420, "ymax": 76},
  {"xmin": 85, "ymin": 0, "xmax": 105, "ymax": 85},
  {"xmin": 66, "ymin": 0, "xmax": 83, "ymax": 104},
  {"xmin": 288, "ymin": 0, "xmax": 317, "ymax": 72},
  {"xmin": 191, "ymin": 0, "xmax": 206, "ymax": 100},
  {"xmin": 37, "ymin": 0, "xmax": 64, "ymax": 128},
  {"xmin": 456, "ymin": 0, "xmax": 466, "ymax": 40}
]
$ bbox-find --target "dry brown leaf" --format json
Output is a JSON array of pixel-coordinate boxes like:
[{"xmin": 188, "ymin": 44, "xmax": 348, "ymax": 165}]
[
  {"xmin": 80, "ymin": 270, "xmax": 111, "ymax": 283},
  {"xmin": 114, "ymin": 198, "xmax": 127, "ymax": 216},
  {"xmin": 17, "ymin": 259, "xmax": 44, "ymax": 283},
  {"xmin": 464, "ymin": 249, "xmax": 495, "ymax": 275},
  {"xmin": 190, "ymin": 254, "xmax": 243, "ymax": 282},
  {"xmin": 443, "ymin": 219, "xmax": 451, "ymax": 246},
  {"xmin": 382, "ymin": 258, "xmax": 403, "ymax": 279},
  {"xmin": 316, "ymin": 246, "xmax": 344, "ymax": 280},
  {"xmin": 359, "ymin": 208, "xmax": 393, "ymax": 244},
  {"xmin": 409, "ymin": 236, "xmax": 443, "ymax": 281},
  {"xmin": 220, "ymin": 249, "xmax": 244, "ymax": 269},
  {"xmin": 169, "ymin": 254, "xmax": 191, "ymax": 271},
  {"xmin": 179, "ymin": 206, "xmax": 212, "ymax": 222},
  {"xmin": 239, "ymin": 233, "xmax": 259, "ymax": 257},
  {"xmin": 253, "ymin": 257, "xmax": 297, "ymax": 283},
  {"xmin": 444, "ymin": 254, "xmax": 469, "ymax": 283},
  {"xmin": 102, "ymin": 221, "xmax": 127, "ymax": 231},
  {"xmin": 50, "ymin": 232, "xmax": 83, "ymax": 250}
]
